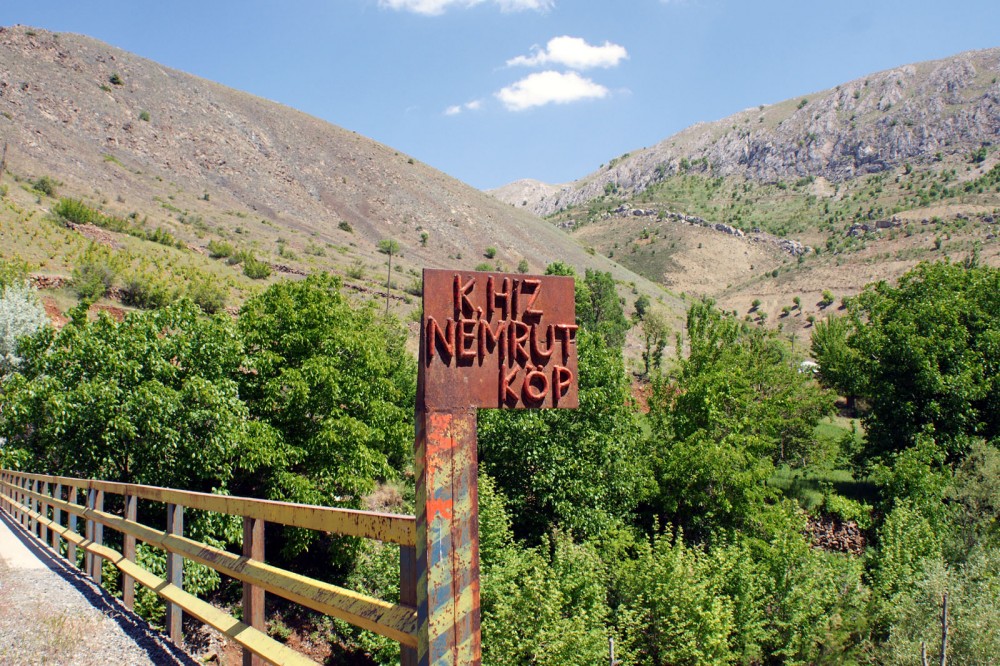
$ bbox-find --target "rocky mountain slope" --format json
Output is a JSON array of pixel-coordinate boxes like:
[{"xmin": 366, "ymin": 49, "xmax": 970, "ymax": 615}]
[
  {"xmin": 496, "ymin": 48, "xmax": 1000, "ymax": 217},
  {"xmin": 0, "ymin": 26, "xmax": 670, "ymax": 316}
]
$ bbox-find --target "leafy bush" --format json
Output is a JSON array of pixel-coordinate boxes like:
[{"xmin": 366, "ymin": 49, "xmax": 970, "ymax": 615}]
[
  {"xmin": 0, "ymin": 281, "xmax": 49, "ymax": 376},
  {"xmin": 121, "ymin": 273, "xmax": 172, "ymax": 310},
  {"xmin": 241, "ymin": 254, "xmax": 271, "ymax": 279},
  {"xmin": 338, "ymin": 221, "xmax": 353, "ymax": 233},
  {"xmin": 184, "ymin": 279, "xmax": 227, "ymax": 314},
  {"xmin": 31, "ymin": 175, "xmax": 58, "ymax": 197},
  {"xmin": 207, "ymin": 239, "xmax": 235, "ymax": 259},
  {"xmin": 482, "ymin": 532, "xmax": 612, "ymax": 665},
  {"xmin": 138, "ymin": 110, "xmax": 150, "ymax": 122},
  {"xmin": 72, "ymin": 257, "xmax": 117, "ymax": 300},
  {"xmin": 484, "ymin": 246, "xmax": 497, "ymax": 259}
]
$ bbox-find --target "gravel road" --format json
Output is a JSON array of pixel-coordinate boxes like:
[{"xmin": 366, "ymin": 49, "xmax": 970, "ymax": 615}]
[{"xmin": 0, "ymin": 511, "xmax": 200, "ymax": 666}]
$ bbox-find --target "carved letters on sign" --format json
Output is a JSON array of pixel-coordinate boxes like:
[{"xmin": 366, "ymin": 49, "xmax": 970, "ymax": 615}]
[{"xmin": 421, "ymin": 270, "xmax": 579, "ymax": 409}]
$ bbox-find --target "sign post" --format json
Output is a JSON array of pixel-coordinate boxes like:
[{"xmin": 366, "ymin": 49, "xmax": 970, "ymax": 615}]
[{"xmin": 411, "ymin": 269, "xmax": 578, "ymax": 665}]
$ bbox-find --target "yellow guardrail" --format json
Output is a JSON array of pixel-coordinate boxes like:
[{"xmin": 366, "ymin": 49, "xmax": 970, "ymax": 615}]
[{"xmin": 0, "ymin": 469, "xmax": 418, "ymax": 666}]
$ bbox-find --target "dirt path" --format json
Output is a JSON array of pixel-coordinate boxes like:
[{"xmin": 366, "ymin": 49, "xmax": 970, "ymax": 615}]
[{"xmin": 0, "ymin": 511, "xmax": 198, "ymax": 666}]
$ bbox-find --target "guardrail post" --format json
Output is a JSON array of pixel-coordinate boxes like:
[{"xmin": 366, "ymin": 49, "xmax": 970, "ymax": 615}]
[
  {"xmin": 242, "ymin": 516, "xmax": 265, "ymax": 666},
  {"xmin": 92, "ymin": 489, "xmax": 104, "ymax": 585},
  {"xmin": 39, "ymin": 481, "xmax": 50, "ymax": 545},
  {"xmin": 68, "ymin": 485, "xmax": 78, "ymax": 566},
  {"xmin": 122, "ymin": 493, "xmax": 137, "ymax": 610},
  {"xmin": 51, "ymin": 483, "xmax": 62, "ymax": 553},
  {"xmin": 85, "ymin": 487, "xmax": 104, "ymax": 584},
  {"xmin": 28, "ymin": 478, "xmax": 36, "ymax": 535},
  {"xmin": 166, "ymin": 503, "xmax": 184, "ymax": 645},
  {"xmin": 23, "ymin": 476, "xmax": 30, "ymax": 528},
  {"xmin": 400, "ymin": 543, "xmax": 418, "ymax": 666}
]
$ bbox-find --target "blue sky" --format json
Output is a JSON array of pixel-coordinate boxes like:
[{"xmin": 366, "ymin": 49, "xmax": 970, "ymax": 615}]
[{"xmin": 4, "ymin": 1, "xmax": 999, "ymax": 189}]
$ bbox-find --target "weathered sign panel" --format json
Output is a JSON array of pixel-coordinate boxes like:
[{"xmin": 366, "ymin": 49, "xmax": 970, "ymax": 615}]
[
  {"xmin": 419, "ymin": 269, "xmax": 579, "ymax": 410},
  {"xmin": 412, "ymin": 267, "xmax": 578, "ymax": 666}
]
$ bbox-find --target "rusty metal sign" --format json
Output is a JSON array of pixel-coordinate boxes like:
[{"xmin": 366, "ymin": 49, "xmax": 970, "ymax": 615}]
[
  {"xmin": 411, "ymin": 268, "xmax": 579, "ymax": 666},
  {"xmin": 419, "ymin": 269, "xmax": 579, "ymax": 410}
]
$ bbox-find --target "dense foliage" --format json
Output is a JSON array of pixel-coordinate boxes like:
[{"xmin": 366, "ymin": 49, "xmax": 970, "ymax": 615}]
[{"xmin": 0, "ymin": 261, "xmax": 996, "ymax": 663}]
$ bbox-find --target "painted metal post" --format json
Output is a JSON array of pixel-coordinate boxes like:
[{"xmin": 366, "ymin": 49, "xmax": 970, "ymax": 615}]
[
  {"xmin": 400, "ymin": 544, "xmax": 418, "ymax": 666},
  {"xmin": 242, "ymin": 516, "xmax": 265, "ymax": 666},
  {"xmin": 123, "ymin": 494, "xmax": 137, "ymax": 609},
  {"xmin": 414, "ymin": 408, "xmax": 481, "ymax": 665},
  {"xmin": 51, "ymin": 483, "xmax": 62, "ymax": 553},
  {"xmin": 28, "ymin": 478, "xmax": 36, "ymax": 535},
  {"xmin": 166, "ymin": 503, "xmax": 184, "ymax": 645},
  {"xmin": 68, "ymin": 485, "xmax": 78, "ymax": 566},
  {"xmin": 39, "ymin": 482, "xmax": 49, "ymax": 546},
  {"xmin": 90, "ymin": 488, "xmax": 104, "ymax": 585}
]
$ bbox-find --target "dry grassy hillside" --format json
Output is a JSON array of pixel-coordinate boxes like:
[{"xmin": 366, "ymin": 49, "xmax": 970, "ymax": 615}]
[{"xmin": 0, "ymin": 26, "xmax": 676, "ymax": 330}]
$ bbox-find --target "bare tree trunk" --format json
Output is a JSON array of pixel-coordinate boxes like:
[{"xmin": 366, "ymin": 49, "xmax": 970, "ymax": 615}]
[{"xmin": 921, "ymin": 641, "xmax": 928, "ymax": 666}]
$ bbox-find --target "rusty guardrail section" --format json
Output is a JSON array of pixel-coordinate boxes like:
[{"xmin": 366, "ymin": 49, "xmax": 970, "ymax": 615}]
[{"xmin": 0, "ymin": 469, "xmax": 418, "ymax": 666}]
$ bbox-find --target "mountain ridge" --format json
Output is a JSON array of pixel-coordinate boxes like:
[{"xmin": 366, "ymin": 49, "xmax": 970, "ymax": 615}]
[{"xmin": 493, "ymin": 47, "xmax": 1000, "ymax": 217}]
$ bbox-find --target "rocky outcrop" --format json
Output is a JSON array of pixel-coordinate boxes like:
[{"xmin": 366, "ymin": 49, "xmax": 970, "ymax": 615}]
[
  {"xmin": 601, "ymin": 203, "xmax": 811, "ymax": 257},
  {"xmin": 500, "ymin": 48, "xmax": 1000, "ymax": 217}
]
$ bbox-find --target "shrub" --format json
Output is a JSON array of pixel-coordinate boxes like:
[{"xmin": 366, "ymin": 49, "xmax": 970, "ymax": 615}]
[
  {"xmin": 517, "ymin": 259, "xmax": 529, "ymax": 273},
  {"xmin": 207, "ymin": 240, "xmax": 235, "ymax": 259},
  {"xmin": 474, "ymin": 262, "xmax": 493, "ymax": 272},
  {"xmin": 121, "ymin": 273, "xmax": 172, "ymax": 310},
  {"xmin": 31, "ymin": 175, "xmax": 57, "ymax": 197},
  {"xmin": 346, "ymin": 260, "xmax": 365, "ymax": 279},
  {"xmin": 242, "ymin": 254, "xmax": 271, "ymax": 280},
  {"xmin": 72, "ymin": 258, "xmax": 117, "ymax": 300},
  {"xmin": 109, "ymin": 73, "xmax": 123, "ymax": 86},
  {"xmin": 184, "ymin": 280, "xmax": 227, "ymax": 314},
  {"xmin": 0, "ymin": 281, "xmax": 49, "ymax": 376},
  {"xmin": 138, "ymin": 110, "xmax": 150, "ymax": 122},
  {"xmin": 403, "ymin": 279, "xmax": 422, "ymax": 297},
  {"xmin": 484, "ymin": 246, "xmax": 497, "ymax": 259},
  {"xmin": 338, "ymin": 221, "xmax": 353, "ymax": 233}
]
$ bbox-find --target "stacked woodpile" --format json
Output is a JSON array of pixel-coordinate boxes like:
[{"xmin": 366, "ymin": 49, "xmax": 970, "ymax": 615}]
[{"xmin": 808, "ymin": 516, "xmax": 865, "ymax": 555}]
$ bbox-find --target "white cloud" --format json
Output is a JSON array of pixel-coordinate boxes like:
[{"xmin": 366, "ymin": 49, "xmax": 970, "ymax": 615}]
[
  {"xmin": 379, "ymin": 0, "xmax": 552, "ymax": 16},
  {"xmin": 507, "ymin": 36, "xmax": 628, "ymax": 70},
  {"xmin": 496, "ymin": 71, "xmax": 609, "ymax": 111},
  {"xmin": 444, "ymin": 99, "xmax": 484, "ymax": 115}
]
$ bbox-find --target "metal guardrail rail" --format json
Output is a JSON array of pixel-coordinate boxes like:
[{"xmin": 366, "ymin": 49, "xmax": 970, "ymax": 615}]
[{"xmin": 0, "ymin": 469, "xmax": 419, "ymax": 666}]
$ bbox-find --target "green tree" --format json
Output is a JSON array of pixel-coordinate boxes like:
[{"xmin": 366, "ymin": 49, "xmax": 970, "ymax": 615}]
[
  {"xmin": 811, "ymin": 315, "xmax": 864, "ymax": 404},
  {"xmin": 846, "ymin": 262, "xmax": 1000, "ymax": 464},
  {"xmin": 577, "ymin": 269, "xmax": 629, "ymax": 349},
  {"xmin": 0, "ymin": 300, "xmax": 256, "ymax": 490},
  {"xmin": 237, "ymin": 274, "xmax": 415, "ymax": 512},
  {"xmin": 633, "ymin": 293, "xmax": 651, "ymax": 321},
  {"xmin": 481, "ymin": 531, "xmax": 612, "ymax": 665},
  {"xmin": 617, "ymin": 529, "xmax": 736, "ymax": 665},
  {"xmin": 648, "ymin": 299, "xmax": 834, "ymax": 537},
  {"xmin": 640, "ymin": 310, "xmax": 669, "ymax": 377},
  {"xmin": 479, "ymin": 330, "xmax": 652, "ymax": 542}
]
